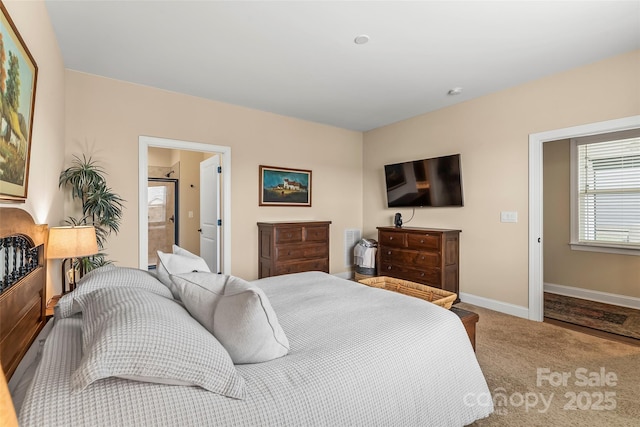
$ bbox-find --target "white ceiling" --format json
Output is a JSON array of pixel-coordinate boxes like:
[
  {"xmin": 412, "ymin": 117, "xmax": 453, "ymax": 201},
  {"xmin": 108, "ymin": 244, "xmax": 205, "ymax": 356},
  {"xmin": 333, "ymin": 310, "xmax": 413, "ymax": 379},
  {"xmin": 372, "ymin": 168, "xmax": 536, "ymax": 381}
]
[{"xmin": 45, "ymin": 0, "xmax": 640, "ymax": 131}]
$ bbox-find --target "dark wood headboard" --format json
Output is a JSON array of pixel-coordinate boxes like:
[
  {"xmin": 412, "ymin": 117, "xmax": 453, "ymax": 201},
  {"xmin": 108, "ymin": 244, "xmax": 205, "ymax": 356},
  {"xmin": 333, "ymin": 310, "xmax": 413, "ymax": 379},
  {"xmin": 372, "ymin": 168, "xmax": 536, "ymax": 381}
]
[{"xmin": 0, "ymin": 208, "xmax": 47, "ymax": 380}]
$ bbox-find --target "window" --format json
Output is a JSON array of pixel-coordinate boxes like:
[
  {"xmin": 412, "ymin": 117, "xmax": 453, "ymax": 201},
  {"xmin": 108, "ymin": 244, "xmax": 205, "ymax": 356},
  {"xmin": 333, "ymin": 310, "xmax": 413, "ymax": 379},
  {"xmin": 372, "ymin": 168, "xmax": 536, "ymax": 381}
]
[
  {"xmin": 571, "ymin": 129, "xmax": 640, "ymax": 254},
  {"xmin": 148, "ymin": 186, "xmax": 167, "ymax": 223}
]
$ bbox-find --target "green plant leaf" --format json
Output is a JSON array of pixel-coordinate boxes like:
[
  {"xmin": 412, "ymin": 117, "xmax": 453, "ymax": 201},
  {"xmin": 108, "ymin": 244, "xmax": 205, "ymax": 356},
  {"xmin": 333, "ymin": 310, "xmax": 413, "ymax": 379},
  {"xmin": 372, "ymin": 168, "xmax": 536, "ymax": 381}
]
[
  {"xmin": 59, "ymin": 154, "xmax": 125, "ymax": 261},
  {"xmin": 59, "ymin": 154, "xmax": 107, "ymax": 201}
]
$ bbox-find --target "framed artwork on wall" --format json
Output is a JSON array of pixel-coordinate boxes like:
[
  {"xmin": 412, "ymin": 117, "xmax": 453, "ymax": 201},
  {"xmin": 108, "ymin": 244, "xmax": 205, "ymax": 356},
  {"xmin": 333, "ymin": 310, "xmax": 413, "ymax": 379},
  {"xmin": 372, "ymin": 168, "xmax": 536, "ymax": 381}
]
[
  {"xmin": 259, "ymin": 165, "xmax": 312, "ymax": 207},
  {"xmin": 0, "ymin": 2, "xmax": 38, "ymax": 201}
]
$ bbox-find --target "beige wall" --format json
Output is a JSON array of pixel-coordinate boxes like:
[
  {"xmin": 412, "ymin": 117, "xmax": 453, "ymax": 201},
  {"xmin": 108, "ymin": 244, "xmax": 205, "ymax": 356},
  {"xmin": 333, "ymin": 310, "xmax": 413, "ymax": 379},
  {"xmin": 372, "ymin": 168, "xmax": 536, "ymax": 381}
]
[
  {"xmin": 175, "ymin": 150, "xmax": 206, "ymax": 255},
  {"xmin": 64, "ymin": 70, "xmax": 363, "ymax": 280},
  {"xmin": 363, "ymin": 50, "xmax": 640, "ymax": 308},
  {"xmin": 0, "ymin": 1, "xmax": 66, "ymax": 298},
  {"xmin": 543, "ymin": 139, "xmax": 640, "ymax": 298},
  {"xmin": 148, "ymin": 146, "xmax": 173, "ymax": 168}
]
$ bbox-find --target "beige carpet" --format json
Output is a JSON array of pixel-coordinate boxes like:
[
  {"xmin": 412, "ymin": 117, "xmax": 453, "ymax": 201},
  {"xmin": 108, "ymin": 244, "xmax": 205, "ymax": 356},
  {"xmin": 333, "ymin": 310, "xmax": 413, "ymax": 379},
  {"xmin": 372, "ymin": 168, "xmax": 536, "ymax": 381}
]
[{"xmin": 456, "ymin": 303, "xmax": 640, "ymax": 427}]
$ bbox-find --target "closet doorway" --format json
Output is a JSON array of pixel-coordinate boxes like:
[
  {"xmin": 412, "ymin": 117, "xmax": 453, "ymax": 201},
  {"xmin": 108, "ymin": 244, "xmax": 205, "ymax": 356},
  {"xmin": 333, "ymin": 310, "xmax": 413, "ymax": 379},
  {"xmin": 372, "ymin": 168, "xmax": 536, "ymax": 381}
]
[
  {"xmin": 147, "ymin": 178, "xmax": 178, "ymax": 268},
  {"xmin": 528, "ymin": 115, "xmax": 640, "ymax": 321}
]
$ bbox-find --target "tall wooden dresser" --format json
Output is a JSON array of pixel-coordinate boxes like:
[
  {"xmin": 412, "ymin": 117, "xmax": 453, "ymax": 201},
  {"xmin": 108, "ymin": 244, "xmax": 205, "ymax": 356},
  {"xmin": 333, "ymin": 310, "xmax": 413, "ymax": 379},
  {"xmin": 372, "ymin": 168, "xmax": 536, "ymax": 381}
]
[
  {"xmin": 377, "ymin": 226, "xmax": 460, "ymax": 299},
  {"xmin": 258, "ymin": 221, "xmax": 331, "ymax": 278}
]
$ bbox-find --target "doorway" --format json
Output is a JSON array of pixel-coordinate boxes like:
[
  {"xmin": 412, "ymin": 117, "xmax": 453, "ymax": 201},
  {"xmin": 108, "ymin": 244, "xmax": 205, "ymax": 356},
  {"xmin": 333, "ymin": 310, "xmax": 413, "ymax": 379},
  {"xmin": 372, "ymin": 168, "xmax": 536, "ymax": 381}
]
[
  {"xmin": 138, "ymin": 136, "xmax": 232, "ymax": 273},
  {"xmin": 528, "ymin": 115, "xmax": 640, "ymax": 322},
  {"xmin": 147, "ymin": 178, "xmax": 178, "ymax": 268}
]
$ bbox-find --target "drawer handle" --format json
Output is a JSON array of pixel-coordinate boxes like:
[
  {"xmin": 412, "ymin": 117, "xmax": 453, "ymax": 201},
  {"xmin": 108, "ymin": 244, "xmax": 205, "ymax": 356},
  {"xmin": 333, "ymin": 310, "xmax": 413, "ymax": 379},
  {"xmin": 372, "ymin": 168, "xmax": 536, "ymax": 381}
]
[
  {"xmin": 287, "ymin": 233, "xmax": 292, "ymax": 238},
  {"xmin": 387, "ymin": 251, "xmax": 392, "ymax": 255},
  {"xmin": 420, "ymin": 256, "xmax": 425, "ymax": 260},
  {"xmin": 389, "ymin": 236, "xmax": 394, "ymax": 240},
  {"xmin": 420, "ymin": 239, "xmax": 424, "ymax": 243},
  {"xmin": 420, "ymin": 272, "xmax": 425, "ymax": 277},
  {"xmin": 387, "ymin": 266, "xmax": 392, "ymax": 270}
]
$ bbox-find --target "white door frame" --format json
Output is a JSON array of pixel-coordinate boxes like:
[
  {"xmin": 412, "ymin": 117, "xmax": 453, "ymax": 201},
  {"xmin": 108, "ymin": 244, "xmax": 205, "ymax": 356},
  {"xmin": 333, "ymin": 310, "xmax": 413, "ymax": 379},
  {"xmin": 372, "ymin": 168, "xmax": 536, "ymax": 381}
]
[
  {"xmin": 139, "ymin": 136, "xmax": 232, "ymax": 274},
  {"xmin": 528, "ymin": 115, "xmax": 640, "ymax": 321}
]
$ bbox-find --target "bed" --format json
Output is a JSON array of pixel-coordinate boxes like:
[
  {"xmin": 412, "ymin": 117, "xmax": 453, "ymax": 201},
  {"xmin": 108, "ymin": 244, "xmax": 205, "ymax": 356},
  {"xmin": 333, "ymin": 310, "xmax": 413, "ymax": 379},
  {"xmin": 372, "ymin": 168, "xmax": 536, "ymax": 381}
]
[{"xmin": 2, "ymin": 208, "xmax": 493, "ymax": 426}]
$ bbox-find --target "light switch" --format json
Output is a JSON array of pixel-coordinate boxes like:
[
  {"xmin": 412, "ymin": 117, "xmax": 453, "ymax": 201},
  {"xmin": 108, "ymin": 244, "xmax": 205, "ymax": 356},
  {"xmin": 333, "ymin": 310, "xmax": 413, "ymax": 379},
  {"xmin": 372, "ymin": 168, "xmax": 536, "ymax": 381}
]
[
  {"xmin": 188, "ymin": 211, "xmax": 194, "ymax": 218},
  {"xmin": 500, "ymin": 211, "xmax": 518, "ymax": 223}
]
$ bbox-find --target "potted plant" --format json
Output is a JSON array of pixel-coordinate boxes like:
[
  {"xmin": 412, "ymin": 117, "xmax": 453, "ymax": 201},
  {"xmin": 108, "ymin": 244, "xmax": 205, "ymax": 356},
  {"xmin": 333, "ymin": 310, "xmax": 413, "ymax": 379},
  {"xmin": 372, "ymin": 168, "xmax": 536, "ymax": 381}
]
[{"xmin": 58, "ymin": 154, "xmax": 125, "ymax": 271}]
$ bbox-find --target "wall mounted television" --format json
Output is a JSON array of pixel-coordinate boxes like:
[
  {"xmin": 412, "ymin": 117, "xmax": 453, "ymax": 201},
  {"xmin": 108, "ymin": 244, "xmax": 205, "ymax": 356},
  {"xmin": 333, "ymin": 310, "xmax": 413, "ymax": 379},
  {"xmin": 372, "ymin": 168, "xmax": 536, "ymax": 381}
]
[{"xmin": 384, "ymin": 154, "xmax": 463, "ymax": 208}]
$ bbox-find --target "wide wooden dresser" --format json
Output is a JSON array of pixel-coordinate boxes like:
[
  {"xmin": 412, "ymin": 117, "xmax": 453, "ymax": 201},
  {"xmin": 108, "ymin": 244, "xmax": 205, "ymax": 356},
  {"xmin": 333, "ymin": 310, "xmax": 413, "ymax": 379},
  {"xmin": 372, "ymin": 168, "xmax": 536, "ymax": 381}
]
[
  {"xmin": 377, "ymin": 226, "xmax": 460, "ymax": 299},
  {"xmin": 258, "ymin": 221, "xmax": 331, "ymax": 279}
]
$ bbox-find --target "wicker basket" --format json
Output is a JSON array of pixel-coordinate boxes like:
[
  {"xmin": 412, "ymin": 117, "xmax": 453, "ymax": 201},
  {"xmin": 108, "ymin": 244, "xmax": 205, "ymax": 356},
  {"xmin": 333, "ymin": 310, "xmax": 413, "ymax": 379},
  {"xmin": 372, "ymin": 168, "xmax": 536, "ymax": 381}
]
[
  {"xmin": 354, "ymin": 272, "xmax": 375, "ymax": 282},
  {"xmin": 358, "ymin": 276, "xmax": 457, "ymax": 309}
]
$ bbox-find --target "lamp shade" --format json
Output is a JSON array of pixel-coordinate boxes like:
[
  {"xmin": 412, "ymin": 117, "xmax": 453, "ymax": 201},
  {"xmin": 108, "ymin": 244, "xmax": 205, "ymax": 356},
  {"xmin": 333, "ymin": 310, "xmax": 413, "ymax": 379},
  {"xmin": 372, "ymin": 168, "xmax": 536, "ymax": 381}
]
[{"xmin": 47, "ymin": 226, "xmax": 99, "ymax": 259}]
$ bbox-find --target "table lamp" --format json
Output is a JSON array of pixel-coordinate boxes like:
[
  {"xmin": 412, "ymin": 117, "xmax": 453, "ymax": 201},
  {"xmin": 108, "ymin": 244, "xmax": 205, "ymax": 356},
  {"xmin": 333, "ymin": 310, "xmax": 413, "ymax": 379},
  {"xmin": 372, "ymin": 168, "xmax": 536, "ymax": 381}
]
[{"xmin": 47, "ymin": 226, "xmax": 99, "ymax": 293}]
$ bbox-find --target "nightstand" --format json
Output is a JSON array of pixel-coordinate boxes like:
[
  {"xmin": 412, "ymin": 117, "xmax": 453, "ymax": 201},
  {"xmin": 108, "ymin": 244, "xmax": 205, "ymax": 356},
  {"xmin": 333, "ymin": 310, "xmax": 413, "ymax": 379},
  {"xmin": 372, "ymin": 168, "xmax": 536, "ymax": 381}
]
[{"xmin": 45, "ymin": 295, "xmax": 61, "ymax": 319}]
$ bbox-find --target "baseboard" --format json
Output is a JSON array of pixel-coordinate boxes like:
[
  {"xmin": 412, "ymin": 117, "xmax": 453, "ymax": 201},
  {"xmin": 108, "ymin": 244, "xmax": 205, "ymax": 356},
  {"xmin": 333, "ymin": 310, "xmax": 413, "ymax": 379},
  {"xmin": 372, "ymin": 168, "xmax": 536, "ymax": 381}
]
[
  {"xmin": 544, "ymin": 282, "xmax": 640, "ymax": 310},
  {"xmin": 459, "ymin": 292, "xmax": 530, "ymax": 320}
]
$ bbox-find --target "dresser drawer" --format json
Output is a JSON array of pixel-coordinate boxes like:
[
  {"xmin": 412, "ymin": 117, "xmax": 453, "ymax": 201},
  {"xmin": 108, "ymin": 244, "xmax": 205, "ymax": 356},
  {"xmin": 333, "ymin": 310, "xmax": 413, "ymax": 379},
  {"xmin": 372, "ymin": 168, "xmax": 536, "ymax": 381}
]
[
  {"xmin": 275, "ymin": 243, "xmax": 328, "ymax": 261},
  {"xmin": 275, "ymin": 259, "xmax": 329, "ymax": 275},
  {"xmin": 275, "ymin": 227, "xmax": 303, "ymax": 244},
  {"xmin": 380, "ymin": 247, "xmax": 440, "ymax": 268},
  {"xmin": 305, "ymin": 226, "xmax": 328, "ymax": 242},
  {"xmin": 407, "ymin": 233, "xmax": 440, "ymax": 251},
  {"xmin": 378, "ymin": 230, "xmax": 406, "ymax": 248},
  {"xmin": 404, "ymin": 267, "xmax": 441, "ymax": 286},
  {"xmin": 379, "ymin": 262, "xmax": 441, "ymax": 286}
]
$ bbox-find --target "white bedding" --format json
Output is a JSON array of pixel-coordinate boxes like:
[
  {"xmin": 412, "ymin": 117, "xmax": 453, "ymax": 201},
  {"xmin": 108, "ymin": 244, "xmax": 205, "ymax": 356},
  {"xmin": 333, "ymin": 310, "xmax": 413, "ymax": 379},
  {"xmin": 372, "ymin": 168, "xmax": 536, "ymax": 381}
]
[{"xmin": 20, "ymin": 272, "xmax": 492, "ymax": 426}]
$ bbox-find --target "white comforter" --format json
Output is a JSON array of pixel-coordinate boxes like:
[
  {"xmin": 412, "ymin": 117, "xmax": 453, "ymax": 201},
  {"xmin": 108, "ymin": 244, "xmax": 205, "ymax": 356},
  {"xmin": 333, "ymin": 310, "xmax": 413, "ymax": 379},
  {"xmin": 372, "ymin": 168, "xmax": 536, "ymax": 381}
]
[{"xmin": 20, "ymin": 272, "xmax": 492, "ymax": 426}]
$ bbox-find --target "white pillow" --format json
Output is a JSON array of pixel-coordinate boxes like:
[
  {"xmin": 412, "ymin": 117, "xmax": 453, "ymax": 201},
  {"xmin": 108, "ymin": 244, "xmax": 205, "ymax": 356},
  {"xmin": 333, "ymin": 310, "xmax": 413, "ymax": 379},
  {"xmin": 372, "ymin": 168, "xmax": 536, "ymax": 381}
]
[
  {"xmin": 172, "ymin": 244, "xmax": 200, "ymax": 259},
  {"xmin": 171, "ymin": 272, "xmax": 290, "ymax": 364},
  {"xmin": 55, "ymin": 266, "xmax": 173, "ymax": 319},
  {"xmin": 156, "ymin": 247, "xmax": 210, "ymax": 299},
  {"xmin": 72, "ymin": 286, "xmax": 246, "ymax": 399}
]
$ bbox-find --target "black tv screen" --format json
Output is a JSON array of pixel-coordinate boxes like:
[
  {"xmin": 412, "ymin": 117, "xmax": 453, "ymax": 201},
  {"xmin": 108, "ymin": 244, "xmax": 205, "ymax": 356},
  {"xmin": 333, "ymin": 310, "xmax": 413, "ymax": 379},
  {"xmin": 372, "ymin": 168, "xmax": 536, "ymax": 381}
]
[{"xmin": 384, "ymin": 154, "xmax": 463, "ymax": 208}]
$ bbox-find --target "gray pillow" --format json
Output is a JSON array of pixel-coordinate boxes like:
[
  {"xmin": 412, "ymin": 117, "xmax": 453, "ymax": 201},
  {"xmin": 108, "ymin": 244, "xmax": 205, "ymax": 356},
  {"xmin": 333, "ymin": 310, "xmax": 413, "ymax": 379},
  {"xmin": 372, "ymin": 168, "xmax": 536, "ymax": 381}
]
[
  {"xmin": 55, "ymin": 266, "xmax": 173, "ymax": 319},
  {"xmin": 156, "ymin": 246, "xmax": 210, "ymax": 299},
  {"xmin": 71, "ymin": 286, "xmax": 246, "ymax": 399},
  {"xmin": 171, "ymin": 272, "xmax": 290, "ymax": 364}
]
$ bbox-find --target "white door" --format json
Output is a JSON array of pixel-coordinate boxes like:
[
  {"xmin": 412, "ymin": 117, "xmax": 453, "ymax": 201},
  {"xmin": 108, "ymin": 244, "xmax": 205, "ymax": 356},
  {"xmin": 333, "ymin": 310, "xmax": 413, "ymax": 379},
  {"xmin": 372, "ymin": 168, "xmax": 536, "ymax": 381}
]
[{"xmin": 200, "ymin": 155, "xmax": 221, "ymax": 272}]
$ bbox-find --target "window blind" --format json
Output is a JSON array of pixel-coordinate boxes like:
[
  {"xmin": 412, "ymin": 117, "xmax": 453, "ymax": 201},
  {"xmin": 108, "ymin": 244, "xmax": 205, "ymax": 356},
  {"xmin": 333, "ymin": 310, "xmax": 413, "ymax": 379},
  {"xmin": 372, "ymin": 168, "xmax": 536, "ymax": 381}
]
[{"xmin": 577, "ymin": 136, "xmax": 640, "ymax": 246}]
